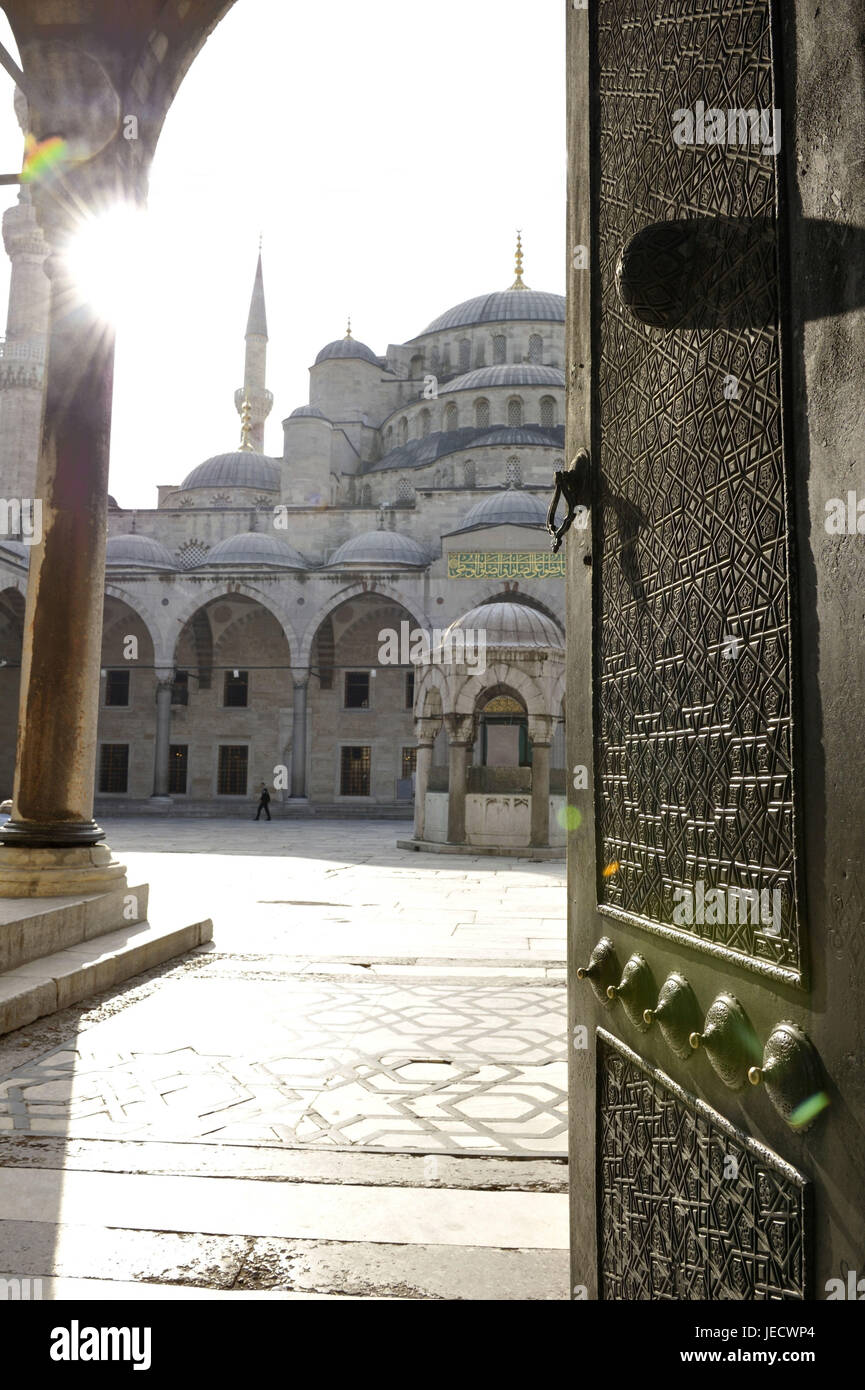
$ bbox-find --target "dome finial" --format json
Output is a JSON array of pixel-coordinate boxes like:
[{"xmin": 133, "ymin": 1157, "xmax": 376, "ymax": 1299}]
[
  {"xmin": 239, "ymin": 396, "xmax": 254, "ymax": 451},
  {"xmin": 345, "ymin": 314, "xmax": 352, "ymax": 339},
  {"xmin": 510, "ymin": 229, "xmax": 528, "ymax": 290}
]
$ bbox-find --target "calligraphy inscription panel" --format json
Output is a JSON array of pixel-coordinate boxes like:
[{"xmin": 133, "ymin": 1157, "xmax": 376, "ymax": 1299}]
[
  {"xmin": 597, "ymin": 1032, "xmax": 809, "ymax": 1301},
  {"xmin": 594, "ymin": 0, "xmax": 802, "ymax": 979},
  {"xmin": 448, "ymin": 551, "xmax": 565, "ymax": 579}
]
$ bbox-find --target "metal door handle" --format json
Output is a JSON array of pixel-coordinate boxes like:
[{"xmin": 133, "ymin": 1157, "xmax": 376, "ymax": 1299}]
[{"xmin": 547, "ymin": 448, "xmax": 590, "ymax": 553}]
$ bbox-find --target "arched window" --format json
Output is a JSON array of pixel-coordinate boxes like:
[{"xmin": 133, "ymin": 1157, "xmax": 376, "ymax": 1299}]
[
  {"xmin": 418, "ymin": 408, "xmax": 432, "ymax": 438},
  {"xmin": 508, "ymin": 397, "xmax": 523, "ymax": 428},
  {"xmin": 475, "ymin": 398, "xmax": 490, "ymax": 429},
  {"xmin": 385, "ymin": 425, "xmax": 393, "ymax": 451},
  {"xmin": 459, "ymin": 337, "xmax": 471, "ymax": 370},
  {"xmin": 361, "ymin": 484, "xmax": 372, "ymax": 506},
  {"xmin": 397, "ymin": 478, "xmax": 413, "ymax": 505},
  {"xmin": 463, "ymin": 460, "xmax": 476, "ymax": 488},
  {"xmin": 540, "ymin": 395, "xmax": 557, "ymax": 429},
  {"xmin": 398, "ymin": 417, "xmax": 408, "ymax": 446},
  {"xmin": 529, "ymin": 334, "xmax": 543, "ymax": 363},
  {"xmin": 492, "ymin": 334, "xmax": 507, "ymax": 365},
  {"xmin": 506, "ymin": 456, "xmax": 522, "ymax": 488},
  {"xmin": 444, "ymin": 402, "xmax": 458, "ymax": 432},
  {"xmin": 410, "ymin": 353, "xmax": 424, "ymax": 381}
]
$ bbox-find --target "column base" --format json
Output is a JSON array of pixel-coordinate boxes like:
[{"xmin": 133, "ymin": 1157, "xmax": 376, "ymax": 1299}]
[
  {"xmin": 0, "ymin": 818, "xmax": 106, "ymax": 847},
  {"xmin": 0, "ymin": 845, "xmax": 128, "ymax": 898}
]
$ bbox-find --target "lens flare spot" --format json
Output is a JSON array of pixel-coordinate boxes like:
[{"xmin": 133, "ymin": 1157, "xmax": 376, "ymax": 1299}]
[
  {"xmin": 789, "ymin": 1091, "xmax": 830, "ymax": 1128},
  {"xmin": 21, "ymin": 134, "xmax": 68, "ymax": 184},
  {"xmin": 557, "ymin": 805, "xmax": 582, "ymax": 831},
  {"xmin": 602, "ymin": 860, "xmax": 620, "ymax": 878}
]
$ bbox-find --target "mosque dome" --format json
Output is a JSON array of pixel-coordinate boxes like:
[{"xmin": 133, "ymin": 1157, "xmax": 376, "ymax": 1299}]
[
  {"xmin": 105, "ymin": 534, "xmax": 175, "ymax": 570},
  {"xmin": 327, "ymin": 530, "xmax": 430, "ymax": 568},
  {"xmin": 446, "ymin": 600, "xmax": 564, "ymax": 651},
  {"xmin": 439, "ymin": 364, "xmax": 565, "ymax": 393},
  {"xmin": 288, "ymin": 405, "xmax": 328, "ymax": 419},
  {"xmin": 181, "ymin": 451, "xmax": 280, "ymax": 492},
  {"xmin": 455, "ymin": 490, "xmax": 548, "ymax": 532},
  {"xmin": 197, "ymin": 532, "xmax": 306, "ymax": 569},
  {"xmin": 419, "ymin": 289, "xmax": 566, "ymax": 336},
  {"xmin": 314, "ymin": 335, "xmax": 379, "ymax": 366}
]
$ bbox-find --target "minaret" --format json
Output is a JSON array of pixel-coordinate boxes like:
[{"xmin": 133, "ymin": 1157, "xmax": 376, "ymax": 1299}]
[
  {"xmin": 234, "ymin": 247, "xmax": 273, "ymax": 453},
  {"xmin": 0, "ymin": 97, "xmax": 51, "ymax": 503}
]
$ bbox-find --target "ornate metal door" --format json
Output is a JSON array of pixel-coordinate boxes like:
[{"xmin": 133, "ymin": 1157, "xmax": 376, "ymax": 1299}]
[{"xmin": 565, "ymin": 0, "xmax": 865, "ymax": 1301}]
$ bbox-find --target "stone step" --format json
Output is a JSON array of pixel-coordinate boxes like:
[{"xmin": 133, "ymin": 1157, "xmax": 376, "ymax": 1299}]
[
  {"xmin": 0, "ymin": 1226, "xmax": 568, "ymax": 1299},
  {"xmin": 0, "ymin": 884, "xmax": 149, "ymax": 974},
  {"xmin": 0, "ymin": 914, "xmax": 212, "ymax": 1035}
]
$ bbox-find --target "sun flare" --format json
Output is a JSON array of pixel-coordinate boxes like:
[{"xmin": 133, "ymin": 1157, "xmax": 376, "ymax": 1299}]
[{"xmin": 64, "ymin": 204, "xmax": 152, "ymax": 326}]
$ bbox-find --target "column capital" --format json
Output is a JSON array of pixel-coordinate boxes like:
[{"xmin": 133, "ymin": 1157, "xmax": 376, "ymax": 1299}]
[
  {"xmin": 528, "ymin": 715, "xmax": 554, "ymax": 745},
  {"xmin": 414, "ymin": 716, "xmax": 440, "ymax": 746},
  {"xmin": 444, "ymin": 713, "xmax": 475, "ymax": 745}
]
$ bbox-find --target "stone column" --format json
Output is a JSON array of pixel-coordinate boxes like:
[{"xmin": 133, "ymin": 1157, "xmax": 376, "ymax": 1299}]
[
  {"xmin": 445, "ymin": 716, "xmax": 474, "ymax": 845},
  {"xmin": 291, "ymin": 675, "xmax": 309, "ymax": 798},
  {"xmin": 0, "ymin": 244, "xmax": 129, "ymax": 893},
  {"xmin": 529, "ymin": 716, "xmax": 553, "ymax": 848},
  {"xmin": 413, "ymin": 718, "xmax": 439, "ymax": 841},
  {"xmin": 151, "ymin": 675, "xmax": 174, "ymax": 800},
  {"xmin": 0, "ymin": 47, "xmax": 139, "ymax": 896},
  {"xmin": 530, "ymin": 744, "xmax": 551, "ymax": 847}
]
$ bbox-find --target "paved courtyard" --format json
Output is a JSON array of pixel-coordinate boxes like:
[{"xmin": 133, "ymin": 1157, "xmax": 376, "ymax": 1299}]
[{"xmin": 0, "ymin": 819, "xmax": 569, "ymax": 1300}]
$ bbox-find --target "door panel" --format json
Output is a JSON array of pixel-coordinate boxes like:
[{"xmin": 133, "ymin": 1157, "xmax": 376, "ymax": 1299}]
[{"xmin": 566, "ymin": 0, "xmax": 865, "ymax": 1302}]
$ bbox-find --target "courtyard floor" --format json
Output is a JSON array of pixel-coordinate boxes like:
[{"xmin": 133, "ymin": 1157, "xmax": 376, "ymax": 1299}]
[{"xmin": 0, "ymin": 818, "xmax": 568, "ymax": 1300}]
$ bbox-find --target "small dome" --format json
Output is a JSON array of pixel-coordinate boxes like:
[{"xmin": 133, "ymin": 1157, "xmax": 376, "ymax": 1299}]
[
  {"xmin": 439, "ymin": 363, "xmax": 565, "ymax": 393},
  {"xmin": 106, "ymin": 534, "xmax": 175, "ymax": 570},
  {"xmin": 107, "ymin": 494, "xmax": 120, "ymax": 509},
  {"xmin": 419, "ymin": 289, "xmax": 566, "ymax": 335},
  {"xmin": 181, "ymin": 452, "xmax": 280, "ymax": 492},
  {"xmin": 455, "ymin": 490, "xmax": 548, "ymax": 532},
  {"xmin": 327, "ymin": 529, "xmax": 429, "ymax": 568},
  {"xmin": 314, "ymin": 337, "xmax": 379, "ymax": 366},
  {"xmin": 197, "ymin": 531, "xmax": 306, "ymax": 569},
  {"xmin": 446, "ymin": 601, "xmax": 563, "ymax": 651},
  {"xmin": 288, "ymin": 405, "xmax": 328, "ymax": 420}
]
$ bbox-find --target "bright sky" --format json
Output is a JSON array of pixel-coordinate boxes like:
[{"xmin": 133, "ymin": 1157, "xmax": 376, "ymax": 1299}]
[{"xmin": 0, "ymin": 0, "xmax": 566, "ymax": 509}]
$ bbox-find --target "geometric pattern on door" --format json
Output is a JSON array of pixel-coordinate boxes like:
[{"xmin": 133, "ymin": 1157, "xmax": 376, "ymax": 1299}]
[
  {"xmin": 598, "ymin": 1032, "xmax": 810, "ymax": 1300},
  {"xmin": 593, "ymin": 0, "xmax": 803, "ymax": 982}
]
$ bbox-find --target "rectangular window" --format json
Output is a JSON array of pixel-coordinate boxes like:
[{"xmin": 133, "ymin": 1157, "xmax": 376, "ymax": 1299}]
[
  {"xmin": 99, "ymin": 743, "xmax": 128, "ymax": 793},
  {"xmin": 171, "ymin": 670, "xmax": 189, "ymax": 706},
  {"xmin": 168, "ymin": 744, "xmax": 188, "ymax": 795},
  {"xmin": 104, "ymin": 669, "xmax": 130, "ymax": 707},
  {"xmin": 401, "ymin": 747, "xmax": 417, "ymax": 779},
  {"xmin": 218, "ymin": 744, "xmax": 248, "ymax": 795},
  {"xmin": 344, "ymin": 671, "xmax": 370, "ymax": 709},
  {"xmin": 223, "ymin": 669, "xmax": 249, "ymax": 707},
  {"xmin": 340, "ymin": 746, "xmax": 371, "ymax": 796},
  {"xmin": 405, "ymin": 670, "xmax": 415, "ymax": 709}
]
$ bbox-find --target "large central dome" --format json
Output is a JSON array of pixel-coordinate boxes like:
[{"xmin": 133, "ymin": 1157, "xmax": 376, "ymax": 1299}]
[{"xmin": 418, "ymin": 288, "xmax": 565, "ymax": 336}]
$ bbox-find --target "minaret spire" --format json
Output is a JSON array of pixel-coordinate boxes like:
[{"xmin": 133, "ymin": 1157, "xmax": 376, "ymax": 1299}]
[
  {"xmin": 510, "ymin": 229, "xmax": 529, "ymax": 290},
  {"xmin": 234, "ymin": 246, "xmax": 273, "ymax": 452}
]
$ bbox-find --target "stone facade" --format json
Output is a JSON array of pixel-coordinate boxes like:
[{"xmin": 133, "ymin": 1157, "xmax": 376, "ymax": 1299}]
[{"xmin": 0, "ymin": 229, "xmax": 567, "ymax": 821}]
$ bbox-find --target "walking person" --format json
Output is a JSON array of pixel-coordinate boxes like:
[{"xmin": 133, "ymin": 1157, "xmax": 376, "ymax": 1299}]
[{"xmin": 254, "ymin": 781, "xmax": 271, "ymax": 821}]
